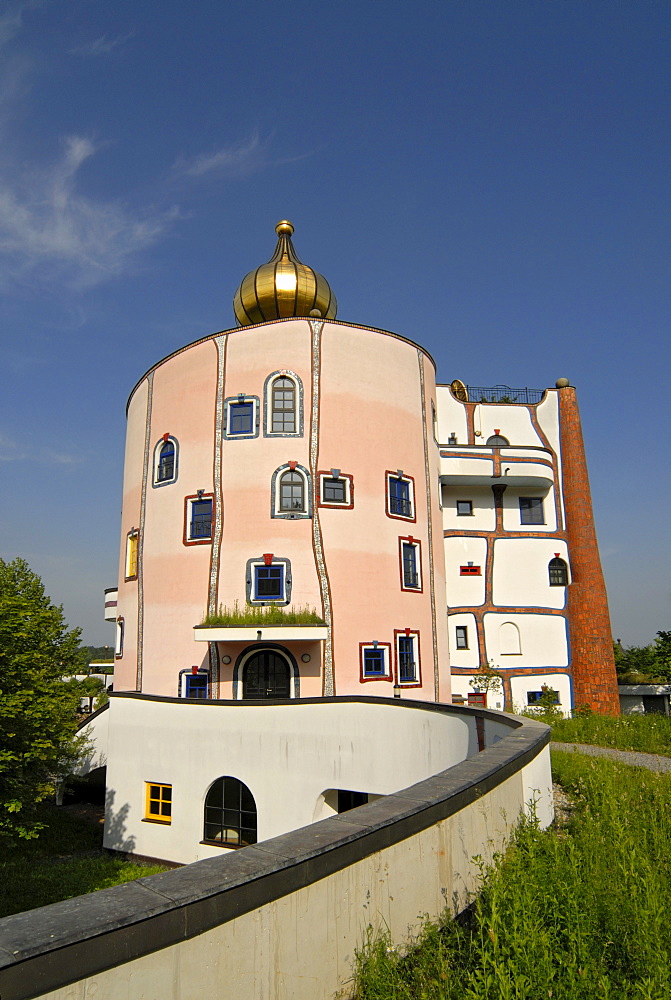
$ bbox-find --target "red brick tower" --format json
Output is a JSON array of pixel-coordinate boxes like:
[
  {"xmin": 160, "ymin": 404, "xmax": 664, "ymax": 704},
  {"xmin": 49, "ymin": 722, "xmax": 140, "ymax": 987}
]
[{"xmin": 557, "ymin": 380, "xmax": 619, "ymax": 713}]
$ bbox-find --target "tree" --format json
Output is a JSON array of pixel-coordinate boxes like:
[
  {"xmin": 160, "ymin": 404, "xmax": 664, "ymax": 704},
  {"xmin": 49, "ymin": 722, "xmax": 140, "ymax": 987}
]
[
  {"xmin": 0, "ymin": 558, "xmax": 85, "ymax": 842},
  {"xmin": 470, "ymin": 661, "xmax": 504, "ymax": 707},
  {"xmin": 614, "ymin": 635, "xmax": 671, "ymax": 684}
]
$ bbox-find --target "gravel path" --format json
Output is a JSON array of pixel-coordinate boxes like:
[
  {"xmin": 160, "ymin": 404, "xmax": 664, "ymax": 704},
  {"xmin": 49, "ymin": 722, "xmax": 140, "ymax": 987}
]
[{"xmin": 551, "ymin": 742, "xmax": 671, "ymax": 773}]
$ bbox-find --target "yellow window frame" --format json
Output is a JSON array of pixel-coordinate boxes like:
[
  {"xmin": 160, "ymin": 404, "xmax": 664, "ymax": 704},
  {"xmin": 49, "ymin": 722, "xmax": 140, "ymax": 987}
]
[{"xmin": 145, "ymin": 782, "xmax": 172, "ymax": 823}]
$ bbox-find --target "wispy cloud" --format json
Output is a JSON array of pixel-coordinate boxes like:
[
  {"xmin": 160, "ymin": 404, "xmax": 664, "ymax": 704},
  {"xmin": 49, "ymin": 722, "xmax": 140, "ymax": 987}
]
[
  {"xmin": 173, "ymin": 132, "xmax": 266, "ymax": 179},
  {"xmin": 0, "ymin": 431, "xmax": 24, "ymax": 462},
  {"xmin": 70, "ymin": 31, "xmax": 136, "ymax": 57},
  {"xmin": 0, "ymin": 135, "xmax": 178, "ymax": 289}
]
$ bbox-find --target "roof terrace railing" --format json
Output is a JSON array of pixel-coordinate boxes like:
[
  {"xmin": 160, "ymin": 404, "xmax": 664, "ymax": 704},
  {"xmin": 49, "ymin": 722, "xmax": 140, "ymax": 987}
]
[{"xmin": 465, "ymin": 385, "xmax": 545, "ymax": 404}]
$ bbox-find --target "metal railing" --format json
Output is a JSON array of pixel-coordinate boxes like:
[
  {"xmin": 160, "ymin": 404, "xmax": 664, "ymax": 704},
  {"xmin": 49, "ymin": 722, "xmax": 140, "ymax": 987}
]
[{"xmin": 465, "ymin": 385, "xmax": 545, "ymax": 404}]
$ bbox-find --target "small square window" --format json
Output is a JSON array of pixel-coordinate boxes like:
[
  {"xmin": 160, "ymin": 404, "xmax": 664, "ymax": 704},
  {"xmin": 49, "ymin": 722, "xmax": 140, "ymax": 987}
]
[
  {"xmin": 456, "ymin": 500, "xmax": 473, "ymax": 516},
  {"xmin": 255, "ymin": 564, "xmax": 284, "ymax": 600},
  {"xmin": 519, "ymin": 497, "xmax": 545, "ymax": 525},
  {"xmin": 145, "ymin": 782, "xmax": 172, "ymax": 824},
  {"xmin": 360, "ymin": 642, "xmax": 391, "ymax": 681},
  {"xmin": 246, "ymin": 556, "xmax": 291, "ymax": 605},
  {"xmin": 455, "ymin": 626, "xmax": 468, "ymax": 649},
  {"xmin": 318, "ymin": 471, "xmax": 353, "ymax": 508},
  {"xmin": 224, "ymin": 396, "xmax": 259, "ymax": 439},
  {"xmin": 184, "ymin": 673, "xmax": 209, "ymax": 698}
]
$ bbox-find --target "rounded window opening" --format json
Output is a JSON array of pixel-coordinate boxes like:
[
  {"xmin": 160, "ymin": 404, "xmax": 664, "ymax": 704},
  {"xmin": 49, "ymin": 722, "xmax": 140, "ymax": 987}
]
[
  {"xmin": 203, "ymin": 776, "xmax": 257, "ymax": 848},
  {"xmin": 549, "ymin": 557, "xmax": 569, "ymax": 586},
  {"xmin": 243, "ymin": 649, "xmax": 291, "ymax": 699},
  {"xmin": 486, "ymin": 434, "xmax": 509, "ymax": 446}
]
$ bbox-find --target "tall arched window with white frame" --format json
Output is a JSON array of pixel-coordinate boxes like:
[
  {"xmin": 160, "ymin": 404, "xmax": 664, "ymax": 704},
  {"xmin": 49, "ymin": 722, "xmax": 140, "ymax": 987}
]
[
  {"xmin": 264, "ymin": 371, "xmax": 303, "ymax": 437},
  {"xmin": 153, "ymin": 435, "xmax": 178, "ymax": 486},
  {"xmin": 271, "ymin": 464, "xmax": 311, "ymax": 519}
]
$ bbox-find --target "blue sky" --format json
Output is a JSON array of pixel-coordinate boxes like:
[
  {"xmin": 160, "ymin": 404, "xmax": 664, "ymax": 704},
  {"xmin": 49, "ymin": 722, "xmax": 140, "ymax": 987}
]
[{"xmin": 1, "ymin": 0, "xmax": 669, "ymax": 647}]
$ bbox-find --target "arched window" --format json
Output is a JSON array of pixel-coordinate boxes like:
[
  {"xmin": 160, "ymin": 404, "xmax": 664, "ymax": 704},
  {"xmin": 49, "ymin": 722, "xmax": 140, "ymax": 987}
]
[
  {"xmin": 271, "ymin": 377, "xmax": 296, "ymax": 434},
  {"xmin": 280, "ymin": 470, "xmax": 304, "ymax": 512},
  {"xmin": 203, "ymin": 777, "xmax": 257, "ymax": 848},
  {"xmin": 500, "ymin": 621, "xmax": 521, "ymax": 655},
  {"xmin": 264, "ymin": 371, "xmax": 303, "ymax": 437},
  {"xmin": 486, "ymin": 434, "xmax": 509, "ymax": 446},
  {"xmin": 549, "ymin": 557, "xmax": 569, "ymax": 586},
  {"xmin": 153, "ymin": 436, "xmax": 178, "ymax": 486}
]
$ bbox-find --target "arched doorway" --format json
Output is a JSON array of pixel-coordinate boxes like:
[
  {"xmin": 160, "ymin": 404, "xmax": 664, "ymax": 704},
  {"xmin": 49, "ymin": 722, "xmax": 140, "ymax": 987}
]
[{"xmin": 242, "ymin": 649, "xmax": 291, "ymax": 699}]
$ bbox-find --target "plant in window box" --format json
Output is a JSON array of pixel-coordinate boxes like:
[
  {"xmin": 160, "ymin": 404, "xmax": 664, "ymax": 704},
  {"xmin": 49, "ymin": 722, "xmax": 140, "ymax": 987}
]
[
  {"xmin": 469, "ymin": 661, "xmax": 504, "ymax": 706},
  {"xmin": 200, "ymin": 601, "xmax": 324, "ymax": 627}
]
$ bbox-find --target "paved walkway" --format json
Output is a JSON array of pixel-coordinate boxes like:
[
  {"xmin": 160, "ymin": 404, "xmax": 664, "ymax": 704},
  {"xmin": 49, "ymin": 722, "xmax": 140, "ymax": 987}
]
[{"xmin": 551, "ymin": 742, "xmax": 671, "ymax": 773}]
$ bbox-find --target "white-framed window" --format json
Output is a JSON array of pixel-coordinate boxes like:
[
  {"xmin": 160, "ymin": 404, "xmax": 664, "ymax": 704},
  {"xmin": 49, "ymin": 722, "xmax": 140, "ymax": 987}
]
[
  {"xmin": 224, "ymin": 395, "xmax": 260, "ymax": 439},
  {"xmin": 264, "ymin": 371, "xmax": 303, "ymax": 437},
  {"xmin": 360, "ymin": 642, "xmax": 392, "ymax": 682},
  {"xmin": 153, "ymin": 435, "xmax": 178, "ymax": 486},
  {"xmin": 318, "ymin": 470, "xmax": 353, "ymax": 508},
  {"xmin": 179, "ymin": 667, "xmax": 210, "ymax": 699},
  {"xmin": 395, "ymin": 630, "xmax": 421, "ymax": 686},
  {"xmin": 184, "ymin": 493, "xmax": 214, "ymax": 545},
  {"xmin": 245, "ymin": 555, "xmax": 292, "ymax": 605},
  {"xmin": 125, "ymin": 530, "xmax": 139, "ymax": 580},
  {"xmin": 399, "ymin": 536, "xmax": 422, "ymax": 592},
  {"xmin": 386, "ymin": 471, "xmax": 416, "ymax": 521},
  {"xmin": 115, "ymin": 616, "xmax": 124, "ymax": 658},
  {"xmin": 271, "ymin": 464, "xmax": 311, "ymax": 519}
]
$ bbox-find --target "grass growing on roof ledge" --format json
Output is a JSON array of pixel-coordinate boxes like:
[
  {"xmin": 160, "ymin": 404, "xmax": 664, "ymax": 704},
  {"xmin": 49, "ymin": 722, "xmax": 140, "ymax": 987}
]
[{"xmin": 199, "ymin": 601, "xmax": 325, "ymax": 627}]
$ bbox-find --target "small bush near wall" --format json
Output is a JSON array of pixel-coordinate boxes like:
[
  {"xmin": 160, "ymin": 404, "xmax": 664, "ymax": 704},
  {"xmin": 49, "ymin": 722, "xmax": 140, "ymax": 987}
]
[
  {"xmin": 345, "ymin": 752, "xmax": 671, "ymax": 999},
  {"xmin": 550, "ymin": 712, "xmax": 671, "ymax": 756}
]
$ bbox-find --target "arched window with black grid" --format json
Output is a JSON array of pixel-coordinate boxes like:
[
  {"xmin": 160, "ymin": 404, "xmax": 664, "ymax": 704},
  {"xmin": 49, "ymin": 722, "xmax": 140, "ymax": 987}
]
[
  {"xmin": 548, "ymin": 557, "xmax": 569, "ymax": 586},
  {"xmin": 203, "ymin": 776, "xmax": 257, "ymax": 848}
]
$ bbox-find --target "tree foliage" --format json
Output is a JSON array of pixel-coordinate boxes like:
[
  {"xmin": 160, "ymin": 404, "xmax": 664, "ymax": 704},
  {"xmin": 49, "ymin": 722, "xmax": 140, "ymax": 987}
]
[
  {"xmin": 0, "ymin": 558, "xmax": 85, "ymax": 842},
  {"xmin": 614, "ymin": 633, "xmax": 671, "ymax": 684}
]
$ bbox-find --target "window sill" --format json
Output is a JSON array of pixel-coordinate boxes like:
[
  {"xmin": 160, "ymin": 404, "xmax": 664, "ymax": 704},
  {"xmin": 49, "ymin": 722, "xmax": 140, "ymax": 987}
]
[
  {"xmin": 142, "ymin": 817, "xmax": 171, "ymax": 826},
  {"xmin": 200, "ymin": 839, "xmax": 248, "ymax": 850}
]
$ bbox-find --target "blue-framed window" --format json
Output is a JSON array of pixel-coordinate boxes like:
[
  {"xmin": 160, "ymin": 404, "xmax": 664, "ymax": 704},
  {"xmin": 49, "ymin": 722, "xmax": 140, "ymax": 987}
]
[
  {"xmin": 527, "ymin": 689, "xmax": 559, "ymax": 705},
  {"xmin": 185, "ymin": 673, "xmax": 209, "ymax": 698},
  {"xmin": 229, "ymin": 402, "xmax": 254, "ymax": 435},
  {"xmin": 389, "ymin": 477, "xmax": 412, "ymax": 517},
  {"xmin": 519, "ymin": 496, "xmax": 545, "ymax": 525},
  {"xmin": 190, "ymin": 499, "xmax": 213, "ymax": 539},
  {"xmin": 398, "ymin": 635, "xmax": 417, "ymax": 683},
  {"xmin": 363, "ymin": 648, "xmax": 386, "ymax": 676},
  {"xmin": 254, "ymin": 564, "xmax": 285, "ymax": 600},
  {"xmin": 157, "ymin": 441, "xmax": 175, "ymax": 482}
]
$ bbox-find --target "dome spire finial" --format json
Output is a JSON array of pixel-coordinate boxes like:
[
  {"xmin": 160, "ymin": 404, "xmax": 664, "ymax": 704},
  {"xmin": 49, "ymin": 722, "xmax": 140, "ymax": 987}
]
[{"xmin": 233, "ymin": 221, "xmax": 337, "ymax": 327}]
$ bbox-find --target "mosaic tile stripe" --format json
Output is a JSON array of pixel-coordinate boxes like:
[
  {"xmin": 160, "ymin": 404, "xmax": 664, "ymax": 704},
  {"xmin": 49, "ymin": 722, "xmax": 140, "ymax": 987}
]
[
  {"xmin": 309, "ymin": 318, "xmax": 334, "ymax": 696},
  {"xmin": 208, "ymin": 335, "xmax": 227, "ymax": 695},
  {"xmin": 136, "ymin": 370, "xmax": 154, "ymax": 691},
  {"xmin": 417, "ymin": 350, "xmax": 440, "ymax": 702}
]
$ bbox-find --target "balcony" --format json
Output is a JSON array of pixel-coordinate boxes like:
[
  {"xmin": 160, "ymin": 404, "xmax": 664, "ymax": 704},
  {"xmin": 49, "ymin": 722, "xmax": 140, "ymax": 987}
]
[
  {"xmin": 440, "ymin": 447, "xmax": 554, "ymax": 488},
  {"xmin": 194, "ymin": 624, "xmax": 329, "ymax": 643}
]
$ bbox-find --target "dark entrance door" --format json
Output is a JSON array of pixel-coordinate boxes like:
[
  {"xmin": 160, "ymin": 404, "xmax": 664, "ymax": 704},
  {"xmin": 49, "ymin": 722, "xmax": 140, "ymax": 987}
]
[{"xmin": 242, "ymin": 650, "xmax": 291, "ymax": 699}]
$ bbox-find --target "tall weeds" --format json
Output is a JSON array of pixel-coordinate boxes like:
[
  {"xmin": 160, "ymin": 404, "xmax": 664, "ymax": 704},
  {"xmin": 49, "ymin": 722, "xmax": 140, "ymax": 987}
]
[
  {"xmin": 551, "ymin": 713, "xmax": 671, "ymax": 756},
  {"xmin": 348, "ymin": 752, "xmax": 671, "ymax": 999}
]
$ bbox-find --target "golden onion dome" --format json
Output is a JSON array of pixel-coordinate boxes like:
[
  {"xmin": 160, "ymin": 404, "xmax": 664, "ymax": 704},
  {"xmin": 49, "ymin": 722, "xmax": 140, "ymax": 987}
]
[{"xmin": 233, "ymin": 220, "xmax": 337, "ymax": 326}]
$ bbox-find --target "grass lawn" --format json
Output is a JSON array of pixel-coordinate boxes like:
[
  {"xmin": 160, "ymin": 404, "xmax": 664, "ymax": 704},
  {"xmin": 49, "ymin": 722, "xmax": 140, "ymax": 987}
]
[
  {"xmin": 0, "ymin": 801, "xmax": 170, "ymax": 918},
  {"xmin": 549, "ymin": 711, "xmax": 671, "ymax": 756},
  {"xmin": 346, "ymin": 750, "xmax": 671, "ymax": 999}
]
